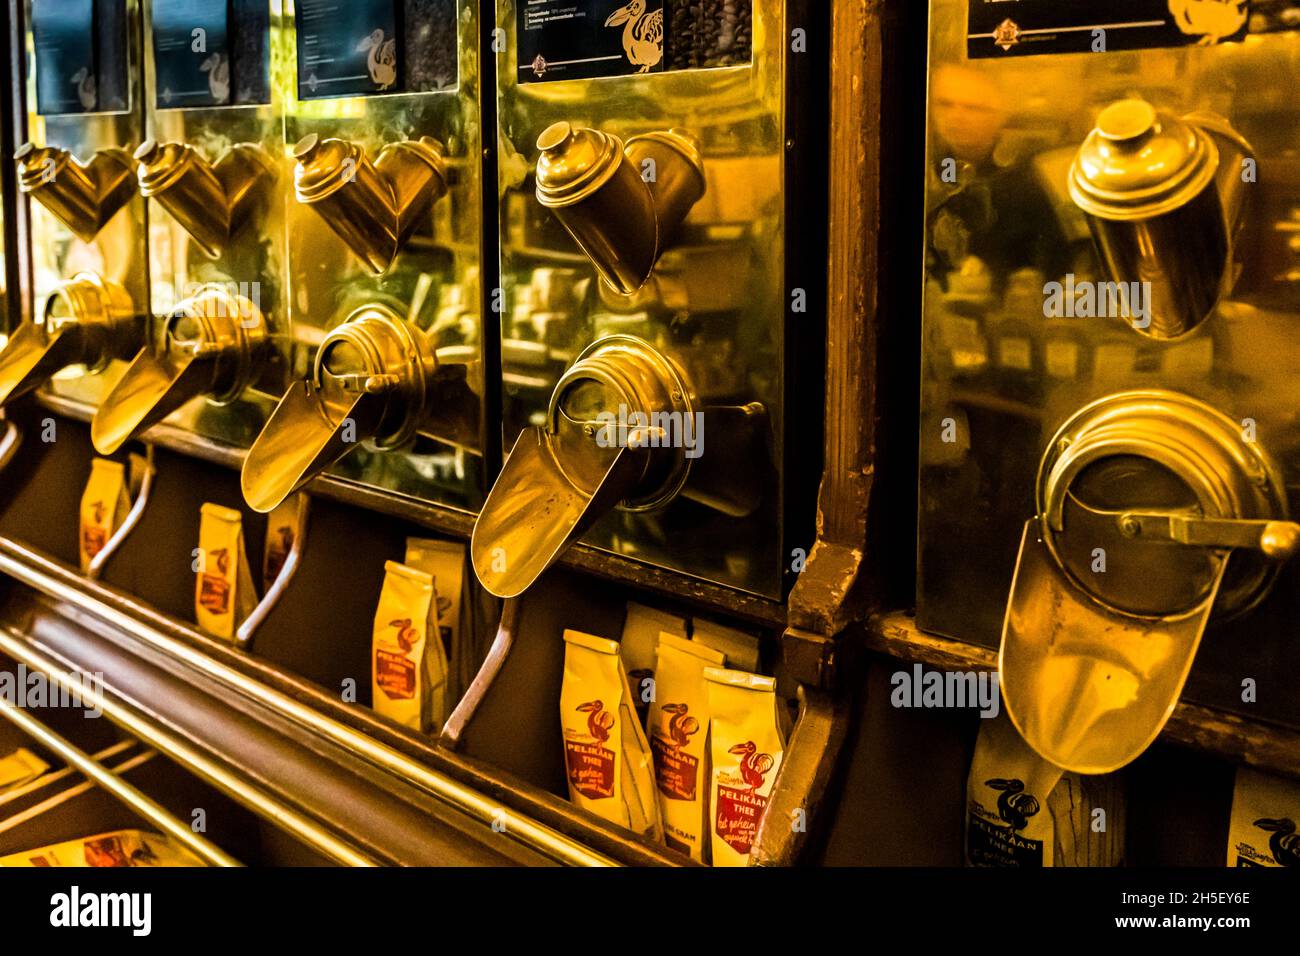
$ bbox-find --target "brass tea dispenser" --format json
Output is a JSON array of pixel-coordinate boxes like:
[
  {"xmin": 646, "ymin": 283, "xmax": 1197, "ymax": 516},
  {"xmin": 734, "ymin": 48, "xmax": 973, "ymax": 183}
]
[
  {"xmin": 15, "ymin": 142, "xmax": 138, "ymax": 244},
  {"xmin": 1068, "ymin": 98, "xmax": 1254, "ymax": 339},
  {"xmin": 240, "ymin": 304, "xmax": 479, "ymax": 513}
]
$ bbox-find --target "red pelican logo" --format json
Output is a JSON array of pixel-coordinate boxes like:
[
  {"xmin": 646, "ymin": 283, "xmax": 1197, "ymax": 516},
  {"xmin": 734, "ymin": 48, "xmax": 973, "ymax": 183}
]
[
  {"xmin": 662, "ymin": 703, "xmax": 699, "ymax": 748},
  {"xmin": 576, "ymin": 700, "xmax": 615, "ymax": 743},
  {"xmin": 728, "ymin": 741, "xmax": 775, "ymax": 790},
  {"xmin": 389, "ymin": 617, "xmax": 418, "ymax": 652}
]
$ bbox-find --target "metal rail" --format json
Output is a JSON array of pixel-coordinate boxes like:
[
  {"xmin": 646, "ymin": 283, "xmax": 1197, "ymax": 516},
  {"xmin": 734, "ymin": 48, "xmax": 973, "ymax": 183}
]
[
  {"xmin": 0, "ymin": 542, "xmax": 616, "ymax": 866},
  {"xmin": 0, "ymin": 699, "xmax": 241, "ymax": 866}
]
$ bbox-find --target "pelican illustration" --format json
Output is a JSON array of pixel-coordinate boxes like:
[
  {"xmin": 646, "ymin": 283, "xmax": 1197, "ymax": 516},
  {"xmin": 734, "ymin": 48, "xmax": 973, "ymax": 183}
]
[
  {"xmin": 70, "ymin": 67, "xmax": 96, "ymax": 111},
  {"xmin": 200, "ymin": 53, "xmax": 230, "ymax": 103},
  {"xmin": 1168, "ymin": 0, "xmax": 1248, "ymax": 44},
  {"xmin": 357, "ymin": 29, "xmax": 397, "ymax": 90},
  {"xmin": 606, "ymin": 0, "xmax": 663, "ymax": 74},
  {"xmin": 985, "ymin": 778, "xmax": 1041, "ymax": 832},
  {"xmin": 1253, "ymin": 818, "xmax": 1300, "ymax": 867}
]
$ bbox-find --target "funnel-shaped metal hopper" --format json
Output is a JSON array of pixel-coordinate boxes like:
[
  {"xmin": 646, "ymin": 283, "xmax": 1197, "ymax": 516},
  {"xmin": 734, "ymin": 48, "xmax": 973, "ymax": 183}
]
[
  {"xmin": 241, "ymin": 305, "xmax": 442, "ymax": 513},
  {"xmin": 92, "ymin": 285, "xmax": 269, "ymax": 454},
  {"xmin": 0, "ymin": 273, "xmax": 138, "ymax": 406}
]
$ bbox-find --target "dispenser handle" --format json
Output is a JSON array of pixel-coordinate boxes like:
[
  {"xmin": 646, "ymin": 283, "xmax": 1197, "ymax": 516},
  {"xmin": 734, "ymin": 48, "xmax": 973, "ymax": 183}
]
[{"xmin": 1117, "ymin": 510, "xmax": 1300, "ymax": 560}]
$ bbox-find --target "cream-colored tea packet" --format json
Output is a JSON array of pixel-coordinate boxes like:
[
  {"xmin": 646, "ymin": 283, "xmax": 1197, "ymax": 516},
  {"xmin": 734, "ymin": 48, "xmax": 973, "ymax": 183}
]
[
  {"xmin": 965, "ymin": 709, "xmax": 1064, "ymax": 867},
  {"xmin": 704, "ymin": 667, "xmax": 786, "ymax": 866},
  {"xmin": 194, "ymin": 503, "xmax": 258, "ymax": 640},
  {"xmin": 649, "ymin": 632, "xmax": 726, "ymax": 861},
  {"xmin": 621, "ymin": 602, "xmax": 687, "ymax": 725},
  {"xmin": 0, "ymin": 748, "xmax": 49, "ymax": 793},
  {"xmin": 1228, "ymin": 766, "xmax": 1300, "ymax": 867},
  {"xmin": 371, "ymin": 561, "xmax": 447, "ymax": 732},
  {"xmin": 692, "ymin": 617, "xmax": 762, "ymax": 673},
  {"xmin": 561, "ymin": 629, "xmax": 627, "ymax": 827},
  {"xmin": 405, "ymin": 538, "xmax": 467, "ymax": 701},
  {"xmin": 79, "ymin": 458, "xmax": 131, "ymax": 571}
]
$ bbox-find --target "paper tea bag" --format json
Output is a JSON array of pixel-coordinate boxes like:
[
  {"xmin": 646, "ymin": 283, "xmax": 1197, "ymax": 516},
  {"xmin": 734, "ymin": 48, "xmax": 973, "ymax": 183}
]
[
  {"xmin": 0, "ymin": 747, "xmax": 50, "ymax": 793},
  {"xmin": 371, "ymin": 560, "xmax": 449, "ymax": 732},
  {"xmin": 0, "ymin": 830, "xmax": 204, "ymax": 867},
  {"xmin": 79, "ymin": 458, "xmax": 131, "ymax": 571},
  {"xmin": 262, "ymin": 494, "xmax": 301, "ymax": 592},
  {"xmin": 621, "ymin": 602, "xmax": 687, "ymax": 725},
  {"xmin": 704, "ymin": 667, "xmax": 786, "ymax": 866},
  {"xmin": 405, "ymin": 538, "xmax": 467, "ymax": 699},
  {"xmin": 692, "ymin": 617, "xmax": 762, "ymax": 673},
  {"xmin": 965, "ymin": 710, "xmax": 1064, "ymax": 867},
  {"xmin": 649, "ymin": 632, "xmax": 726, "ymax": 861},
  {"xmin": 1228, "ymin": 766, "xmax": 1300, "ymax": 867},
  {"xmin": 561, "ymin": 629, "xmax": 663, "ymax": 840},
  {"xmin": 194, "ymin": 503, "xmax": 258, "ymax": 641}
]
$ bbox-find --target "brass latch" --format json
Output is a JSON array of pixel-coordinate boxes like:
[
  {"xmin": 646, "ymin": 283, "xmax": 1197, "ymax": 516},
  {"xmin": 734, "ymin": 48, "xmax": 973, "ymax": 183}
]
[{"xmin": 1117, "ymin": 511, "xmax": 1300, "ymax": 560}]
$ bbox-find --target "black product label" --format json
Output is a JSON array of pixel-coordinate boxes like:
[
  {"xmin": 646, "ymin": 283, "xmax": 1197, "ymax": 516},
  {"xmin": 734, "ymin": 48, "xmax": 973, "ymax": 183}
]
[
  {"xmin": 296, "ymin": 0, "xmax": 399, "ymax": 98},
  {"xmin": 967, "ymin": 813, "xmax": 1045, "ymax": 867},
  {"xmin": 32, "ymin": 0, "xmax": 97, "ymax": 114},
  {"xmin": 153, "ymin": 0, "xmax": 230, "ymax": 107},
  {"xmin": 517, "ymin": 0, "xmax": 753, "ymax": 84},
  {"xmin": 967, "ymin": 0, "xmax": 1251, "ymax": 59}
]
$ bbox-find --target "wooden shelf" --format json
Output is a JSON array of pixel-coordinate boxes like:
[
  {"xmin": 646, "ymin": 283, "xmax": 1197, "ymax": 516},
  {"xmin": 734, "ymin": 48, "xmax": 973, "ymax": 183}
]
[{"xmin": 866, "ymin": 610, "xmax": 1300, "ymax": 782}]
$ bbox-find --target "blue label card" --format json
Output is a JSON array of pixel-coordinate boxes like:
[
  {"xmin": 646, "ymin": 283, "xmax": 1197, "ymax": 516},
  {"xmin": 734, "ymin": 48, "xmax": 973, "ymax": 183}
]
[
  {"xmin": 967, "ymin": 0, "xmax": 1252, "ymax": 58},
  {"xmin": 517, "ymin": 0, "xmax": 752, "ymax": 85},
  {"xmin": 296, "ymin": 0, "xmax": 399, "ymax": 99},
  {"xmin": 32, "ymin": 0, "xmax": 98, "ymax": 114},
  {"xmin": 153, "ymin": 0, "xmax": 231, "ymax": 107}
]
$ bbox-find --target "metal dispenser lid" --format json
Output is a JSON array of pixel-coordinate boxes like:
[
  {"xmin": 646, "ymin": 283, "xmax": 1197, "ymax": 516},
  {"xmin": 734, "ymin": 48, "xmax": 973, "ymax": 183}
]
[
  {"xmin": 293, "ymin": 134, "xmax": 365, "ymax": 203},
  {"xmin": 1069, "ymin": 99, "xmax": 1219, "ymax": 221},
  {"xmin": 1001, "ymin": 390, "xmax": 1295, "ymax": 774},
  {"xmin": 134, "ymin": 139, "xmax": 197, "ymax": 195},
  {"xmin": 534, "ymin": 122, "xmax": 625, "ymax": 208}
]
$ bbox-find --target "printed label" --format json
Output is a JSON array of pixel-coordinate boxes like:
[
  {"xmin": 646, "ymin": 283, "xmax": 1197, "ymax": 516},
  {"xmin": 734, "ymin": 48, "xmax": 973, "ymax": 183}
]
[
  {"xmin": 715, "ymin": 783, "xmax": 767, "ymax": 855},
  {"xmin": 375, "ymin": 647, "xmax": 416, "ymax": 700},
  {"xmin": 967, "ymin": 0, "xmax": 1251, "ymax": 59},
  {"xmin": 650, "ymin": 732, "xmax": 698, "ymax": 801},
  {"xmin": 197, "ymin": 549, "xmax": 231, "ymax": 614},
  {"xmin": 518, "ymin": 0, "xmax": 752, "ymax": 84},
  {"xmin": 967, "ymin": 810, "xmax": 1045, "ymax": 867},
  {"xmin": 564, "ymin": 740, "xmax": 617, "ymax": 800}
]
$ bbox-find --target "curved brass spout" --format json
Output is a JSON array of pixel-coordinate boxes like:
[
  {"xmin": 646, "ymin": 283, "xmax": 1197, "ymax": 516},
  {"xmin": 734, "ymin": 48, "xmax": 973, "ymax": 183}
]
[
  {"xmin": 15, "ymin": 143, "xmax": 138, "ymax": 243},
  {"xmin": 471, "ymin": 335, "xmax": 697, "ymax": 598},
  {"xmin": 0, "ymin": 273, "xmax": 138, "ymax": 406},
  {"xmin": 242, "ymin": 304, "xmax": 478, "ymax": 513},
  {"xmin": 292, "ymin": 134, "xmax": 448, "ymax": 275},
  {"xmin": 135, "ymin": 140, "xmax": 278, "ymax": 258},
  {"xmin": 534, "ymin": 123, "xmax": 705, "ymax": 295},
  {"xmin": 92, "ymin": 285, "xmax": 270, "ymax": 454}
]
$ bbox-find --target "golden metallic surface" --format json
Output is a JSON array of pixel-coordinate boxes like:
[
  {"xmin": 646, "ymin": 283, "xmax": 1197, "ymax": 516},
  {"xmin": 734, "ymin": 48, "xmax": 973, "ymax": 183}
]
[
  {"xmin": 92, "ymin": 285, "xmax": 270, "ymax": 454},
  {"xmin": 0, "ymin": 273, "xmax": 140, "ymax": 406},
  {"xmin": 999, "ymin": 519, "xmax": 1226, "ymax": 775},
  {"xmin": 496, "ymin": 0, "xmax": 787, "ymax": 596},
  {"xmin": 472, "ymin": 334, "xmax": 694, "ymax": 597},
  {"xmin": 17, "ymin": 0, "xmax": 149, "ymax": 410},
  {"xmin": 293, "ymin": 133, "xmax": 448, "ymax": 276},
  {"xmin": 15, "ymin": 143, "xmax": 139, "ymax": 244},
  {"xmin": 272, "ymin": 0, "xmax": 487, "ymax": 510},
  {"xmin": 135, "ymin": 139, "xmax": 278, "ymax": 259}
]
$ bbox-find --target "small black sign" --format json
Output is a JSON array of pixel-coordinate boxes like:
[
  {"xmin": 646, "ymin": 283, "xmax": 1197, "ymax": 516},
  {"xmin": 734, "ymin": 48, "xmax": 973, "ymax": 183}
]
[
  {"xmin": 32, "ymin": 0, "xmax": 130, "ymax": 115},
  {"xmin": 967, "ymin": 0, "xmax": 1250, "ymax": 59},
  {"xmin": 518, "ymin": 0, "xmax": 752, "ymax": 84}
]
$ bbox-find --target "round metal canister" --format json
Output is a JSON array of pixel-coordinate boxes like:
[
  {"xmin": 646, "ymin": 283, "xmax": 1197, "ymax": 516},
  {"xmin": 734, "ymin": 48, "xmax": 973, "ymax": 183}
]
[
  {"xmin": 293, "ymin": 134, "xmax": 395, "ymax": 274},
  {"xmin": 624, "ymin": 129, "xmax": 706, "ymax": 246},
  {"xmin": 15, "ymin": 143, "xmax": 100, "ymax": 242},
  {"xmin": 1069, "ymin": 99, "xmax": 1227, "ymax": 339},
  {"xmin": 534, "ymin": 122, "xmax": 657, "ymax": 296},
  {"xmin": 135, "ymin": 140, "xmax": 229, "ymax": 257},
  {"xmin": 1037, "ymin": 390, "xmax": 1289, "ymax": 620}
]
